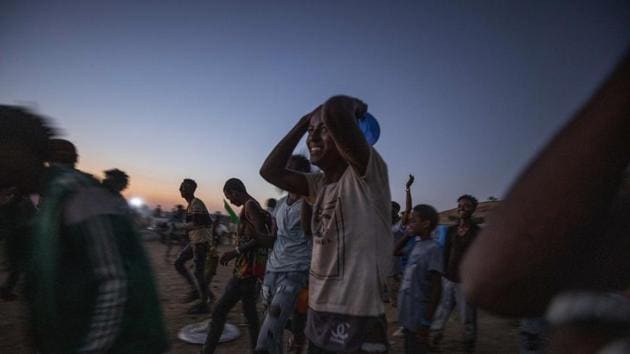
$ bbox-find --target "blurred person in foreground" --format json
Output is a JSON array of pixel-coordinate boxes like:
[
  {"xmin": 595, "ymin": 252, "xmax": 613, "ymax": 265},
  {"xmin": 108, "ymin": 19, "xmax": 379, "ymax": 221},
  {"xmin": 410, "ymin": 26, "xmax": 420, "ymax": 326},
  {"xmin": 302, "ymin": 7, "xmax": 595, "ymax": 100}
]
[
  {"xmin": 461, "ymin": 54, "xmax": 630, "ymax": 353},
  {"xmin": 0, "ymin": 138, "xmax": 79, "ymax": 301},
  {"xmin": 0, "ymin": 186, "xmax": 36, "ymax": 301},
  {"xmin": 48, "ymin": 138, "xmax": 78, "ymax": 168},
  {"xmin": 0, "ymin": 105, "xmax": 168, "ymax": 353},
  {"xmin": 260, "ymin": 95, "xmax": 392, "ymax": 353}
]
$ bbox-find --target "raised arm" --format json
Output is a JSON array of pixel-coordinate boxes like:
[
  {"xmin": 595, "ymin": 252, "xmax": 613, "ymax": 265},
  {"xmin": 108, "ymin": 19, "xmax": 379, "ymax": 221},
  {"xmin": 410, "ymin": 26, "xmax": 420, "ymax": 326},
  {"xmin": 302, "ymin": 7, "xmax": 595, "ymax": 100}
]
[
  {"xmin": 402, "ymin": 174, "xmax": 414, "ymax": 225},
  {"xmin": 461, "ymin": 54, "xmax": 630, "ymax": 316},
  {"xmin": 260, "ymin": 111, "xmax": 315, "ymax": 196},
  {"xmin": 393, "ymin": 232, "xmax": 413, "ymax": 256},
  {"xmin": 321, "ymin": 95, "xmax": 371, "ymax": 176}
]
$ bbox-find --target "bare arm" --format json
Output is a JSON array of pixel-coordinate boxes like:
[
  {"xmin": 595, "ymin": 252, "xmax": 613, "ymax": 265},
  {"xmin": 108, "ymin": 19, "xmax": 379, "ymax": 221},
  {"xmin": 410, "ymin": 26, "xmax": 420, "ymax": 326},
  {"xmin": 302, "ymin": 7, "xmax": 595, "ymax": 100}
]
[
  {"xmin": 260, "ymin": 111, "xmax": 315, "ymax": 196},
  {"xmin": 241, "ymin": 200, "xmax": 276, "ymax": 250},
  {"xmin": 393, "ymin": 233, "xmax": 413, "ymax": 256},
  {"xmin": 461, "ymin": 54, "xmax": 630, "ymax": 316},
  {"xmin": 402, "ymin": 174, "xmax": 414, "ymax": 225},
  {"xmin": 220, "ymin": 201, "xmax": 276, "ymax": 266},
  {"xmin": 321, "ymin": 96, "xmax": 371, "ymax": 176},
  {"xmin": 219, "ymin": 200, "xmax": 276, "ymax": 266}
]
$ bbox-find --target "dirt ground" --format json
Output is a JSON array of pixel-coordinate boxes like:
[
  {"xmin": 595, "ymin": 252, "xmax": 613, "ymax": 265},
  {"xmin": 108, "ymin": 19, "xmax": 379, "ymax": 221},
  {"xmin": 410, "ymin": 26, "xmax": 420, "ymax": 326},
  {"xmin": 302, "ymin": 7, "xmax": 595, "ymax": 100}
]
[{"xmin": 0, "ymin": 236, "xmax": 519, "ymax": 353}]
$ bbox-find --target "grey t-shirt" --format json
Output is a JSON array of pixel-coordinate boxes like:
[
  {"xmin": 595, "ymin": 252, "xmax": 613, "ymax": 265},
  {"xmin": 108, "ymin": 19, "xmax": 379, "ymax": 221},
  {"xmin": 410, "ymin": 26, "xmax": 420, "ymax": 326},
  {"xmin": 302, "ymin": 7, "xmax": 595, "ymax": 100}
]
[
  {"xmin": 266, "ymin": 196, "xmax": 312, "ymax": 272},
  {"xmin": 398, "ymin": 237, "xmax": 443, "ymax": 331}
]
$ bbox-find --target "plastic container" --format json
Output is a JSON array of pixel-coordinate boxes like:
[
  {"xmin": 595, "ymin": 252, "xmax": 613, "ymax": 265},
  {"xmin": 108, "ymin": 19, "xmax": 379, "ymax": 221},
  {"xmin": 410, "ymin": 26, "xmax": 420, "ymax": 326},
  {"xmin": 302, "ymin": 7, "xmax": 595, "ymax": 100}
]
[{"xmin": 358, "ymin": 112, "xmax": 380, "ymax": 145}]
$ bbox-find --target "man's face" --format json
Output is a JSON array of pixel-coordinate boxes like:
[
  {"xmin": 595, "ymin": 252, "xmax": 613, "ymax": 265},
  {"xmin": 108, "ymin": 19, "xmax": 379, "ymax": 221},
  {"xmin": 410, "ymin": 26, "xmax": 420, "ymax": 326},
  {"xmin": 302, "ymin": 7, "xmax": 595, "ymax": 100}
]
[
  {"xmin": 223, "ymin": 188, "xmax": 243, "ymax": 206},
  {"xmin": 457, "ymin": 198, "xmax": 476, "ymax": 220},
  {"xmin": 306, "ymin": 110, "xmax": 342, "ymax": 169},
  {"xmin": 179, "ymin": 182, "xmax": 192, "ymax": 199},
  {"xmin": 0, "ymin": 142, "xmax": 44, "ymax": 196},
  {"xmin": 409, "ymin": 211, "xmax": 430, "ymax": 235}
]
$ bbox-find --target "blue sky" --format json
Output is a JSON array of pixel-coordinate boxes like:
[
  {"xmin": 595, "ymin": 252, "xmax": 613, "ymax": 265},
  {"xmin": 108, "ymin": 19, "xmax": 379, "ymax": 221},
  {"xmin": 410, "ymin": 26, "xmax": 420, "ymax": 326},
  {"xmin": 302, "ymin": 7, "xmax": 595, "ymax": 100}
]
[{"xmin": 1, "ymin": 0, "xmax": 628, "ymax": 212}]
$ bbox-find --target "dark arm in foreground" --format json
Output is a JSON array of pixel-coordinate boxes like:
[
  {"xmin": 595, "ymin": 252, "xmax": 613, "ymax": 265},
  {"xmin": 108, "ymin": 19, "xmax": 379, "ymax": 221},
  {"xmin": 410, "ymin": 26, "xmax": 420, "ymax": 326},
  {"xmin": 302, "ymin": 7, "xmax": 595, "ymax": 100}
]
[{"xmin": 461, "ymin": 54, "xmax": 630, "ymax": 316}]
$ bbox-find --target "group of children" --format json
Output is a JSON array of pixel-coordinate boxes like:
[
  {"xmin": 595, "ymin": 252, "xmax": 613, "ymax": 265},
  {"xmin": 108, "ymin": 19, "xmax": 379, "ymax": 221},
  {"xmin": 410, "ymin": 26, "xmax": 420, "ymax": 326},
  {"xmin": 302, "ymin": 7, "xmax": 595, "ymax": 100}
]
[{"xmin": 388, "ymin": 173, "xmax": 479, "ymax": 353}]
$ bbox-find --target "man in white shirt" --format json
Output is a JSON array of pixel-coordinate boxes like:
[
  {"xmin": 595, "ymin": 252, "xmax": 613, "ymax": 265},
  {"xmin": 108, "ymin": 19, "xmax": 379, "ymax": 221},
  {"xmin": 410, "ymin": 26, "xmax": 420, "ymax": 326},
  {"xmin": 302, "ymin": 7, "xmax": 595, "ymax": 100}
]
[{"xmin": 260, "ymin": 95, "xmax": 392, "ymax": 353}]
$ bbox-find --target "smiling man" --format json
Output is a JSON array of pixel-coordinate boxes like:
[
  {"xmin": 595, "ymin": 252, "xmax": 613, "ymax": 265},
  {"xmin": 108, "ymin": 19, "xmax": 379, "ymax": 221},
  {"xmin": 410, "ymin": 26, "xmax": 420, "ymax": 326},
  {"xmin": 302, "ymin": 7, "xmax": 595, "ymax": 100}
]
[{"xmin": 260, "ymin": 95, "xmax": 392, "ymax": 353}]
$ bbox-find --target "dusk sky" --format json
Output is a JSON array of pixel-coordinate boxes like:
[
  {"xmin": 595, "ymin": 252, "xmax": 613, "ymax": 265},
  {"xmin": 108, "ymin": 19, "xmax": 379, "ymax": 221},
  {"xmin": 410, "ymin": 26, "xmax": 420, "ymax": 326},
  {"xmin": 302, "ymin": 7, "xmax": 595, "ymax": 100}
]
[{"xmin": 2, "ymin": 1, "xmax": 629, "ymax": 213}]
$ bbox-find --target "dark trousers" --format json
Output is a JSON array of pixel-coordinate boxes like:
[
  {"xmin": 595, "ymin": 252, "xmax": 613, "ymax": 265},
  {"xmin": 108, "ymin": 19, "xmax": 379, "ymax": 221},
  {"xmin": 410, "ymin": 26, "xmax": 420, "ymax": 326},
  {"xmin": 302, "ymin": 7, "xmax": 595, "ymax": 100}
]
[
  {"xmin": 403, "ymin": 329, "xmax": 428, "ymax": 354},
  {"xmin": 174, "ymin": 241, "xmax": 208, "ymax": 303},
  {"xmin": 307, "ymin": 341, "xmax": 389, "ymax": 354},
  {"xmin": 290, "ymin": 313, "xmax": 307, "ymax": 341},
  {"xmin": 202, "ymin": 277, "xmax": 260, "ymax": 354}
]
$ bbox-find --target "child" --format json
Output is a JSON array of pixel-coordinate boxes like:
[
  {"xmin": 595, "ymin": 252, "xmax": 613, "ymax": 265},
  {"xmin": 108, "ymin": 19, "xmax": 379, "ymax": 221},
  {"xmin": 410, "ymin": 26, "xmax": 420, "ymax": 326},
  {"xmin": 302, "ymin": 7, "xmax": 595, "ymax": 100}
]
[{"xmin": 397, "ymin": 204, "xmax": 443, "ymax": 354}]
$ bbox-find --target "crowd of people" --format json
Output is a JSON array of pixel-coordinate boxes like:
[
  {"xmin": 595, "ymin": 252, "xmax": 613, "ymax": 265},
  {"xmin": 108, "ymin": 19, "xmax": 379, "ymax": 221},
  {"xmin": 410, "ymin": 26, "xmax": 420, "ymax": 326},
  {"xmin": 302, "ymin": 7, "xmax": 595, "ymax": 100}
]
[{"xmin": 0, "ymin": 53, "xmax": 628, "ymax": 354}]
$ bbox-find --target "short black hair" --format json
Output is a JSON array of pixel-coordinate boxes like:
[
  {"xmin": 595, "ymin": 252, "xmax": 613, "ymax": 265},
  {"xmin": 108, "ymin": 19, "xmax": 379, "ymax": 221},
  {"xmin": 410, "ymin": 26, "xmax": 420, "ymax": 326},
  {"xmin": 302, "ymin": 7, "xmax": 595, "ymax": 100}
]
[
  {"xmin": 413, "ymin": 204, "xmax": 439, "ymax": 231},
  {"xmin": 0, "ymin": 105, "xmax": 55, "ymax": 160},
  {"xmin": 458, "ymin": 194, "xmax": 478, "ymax": 209},
  {"xmin": 288, "ymin": 154, "xmax": 311, "ymax": 173},
  {"xmin": 104, "ymin": 168, "xmax": 128, "ymax": 181},
  {"xmin": 48, "ymin": 138, "xmax": 78, "ymax": 164},
  {"xmin": 391, "ymin": 201, "xmax": 401, "ymax": 214},
  {"xmin": 182, "ymin": 178, "xmax": 197, "ymax": 192},
  {"xmin": 266, "ymin": 198, "xmax": 277, "ymax": 208},
  {"xmin": 224, "ymin": 178, "xmax": 246, "ymax": 193}
]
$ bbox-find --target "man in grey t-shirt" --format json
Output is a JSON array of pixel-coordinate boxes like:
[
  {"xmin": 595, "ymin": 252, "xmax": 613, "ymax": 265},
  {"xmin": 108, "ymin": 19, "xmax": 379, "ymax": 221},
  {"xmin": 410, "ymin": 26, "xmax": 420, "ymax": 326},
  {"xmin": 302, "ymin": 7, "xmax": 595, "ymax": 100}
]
[{"xmin": 256, "ymin": 155, "xmax": 313, "ymax": 354}]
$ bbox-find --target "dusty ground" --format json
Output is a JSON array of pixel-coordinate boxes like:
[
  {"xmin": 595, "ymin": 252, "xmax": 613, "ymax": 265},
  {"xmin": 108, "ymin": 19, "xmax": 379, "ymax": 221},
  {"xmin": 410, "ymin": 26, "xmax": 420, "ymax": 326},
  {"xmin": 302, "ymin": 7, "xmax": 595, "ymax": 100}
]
[{"xmin": 0, "ymin": 236, "xmax": 519, "ymax": 353}]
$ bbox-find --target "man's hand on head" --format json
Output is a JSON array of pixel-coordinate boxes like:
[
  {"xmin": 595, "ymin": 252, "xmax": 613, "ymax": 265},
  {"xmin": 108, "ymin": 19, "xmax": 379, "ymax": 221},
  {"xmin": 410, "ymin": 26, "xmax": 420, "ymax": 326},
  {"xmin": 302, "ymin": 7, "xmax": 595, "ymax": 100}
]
[
  {"xmin": 323, "ymin": 95, "xmax": 368, "ymax": 121},
  {"xmin": 303, "ymin": 105, "xmax": 322, "ymax": 123}
]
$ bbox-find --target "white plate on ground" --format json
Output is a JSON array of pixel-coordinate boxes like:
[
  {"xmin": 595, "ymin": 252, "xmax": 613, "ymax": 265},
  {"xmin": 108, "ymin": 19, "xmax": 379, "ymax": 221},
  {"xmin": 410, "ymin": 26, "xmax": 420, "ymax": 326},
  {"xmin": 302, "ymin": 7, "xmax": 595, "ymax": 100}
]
[{"xmin": 178, "ymin": 319, "xmax": 241, "ymax": 345}]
